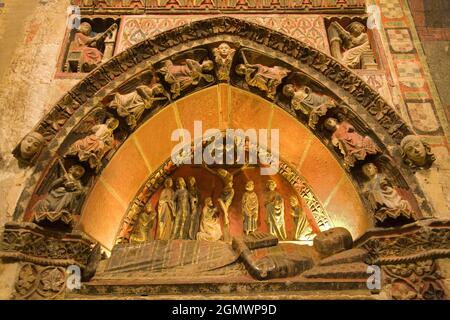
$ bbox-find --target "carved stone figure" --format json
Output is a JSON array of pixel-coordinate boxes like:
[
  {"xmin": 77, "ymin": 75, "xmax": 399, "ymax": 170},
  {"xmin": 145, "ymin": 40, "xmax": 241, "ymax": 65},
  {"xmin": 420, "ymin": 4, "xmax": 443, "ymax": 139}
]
[
  {"xmin": 212, "ymin": 43, "xmax": 236, "ymax": 81},
  {"xmin": 187, "ymin": 176, "xmax": 201, "ymax": 240},
  {"xmin": 236, "ymin": 52, "xmax": 290, "ymax": 100},
  {"xmin": 130, "ymin": 202, "xmax": 156, "ymax": 244},
  {"xmin": 289, "ymin": 196, "xmax": 313, "ymax": 241},
  {"xmin": 109, "ymin": 83, "xmax": 169, "ymax": 129},
  {"xmin": 16, "ymin": 131, "xmax": 45, "ymax": 165},
  {"xmin": 400, "ymin": 135, "xmax": 436, "ymax": 170},
  {"xmin": 362, "ymin": 163, "xmax": 417, "ymax": 225},
  {"xmin": 157, "ymin": 178, "xmax": 175, "ymax": 240},
  {"xmin": 66, "ymin": 22, "xmax": 117, "ymax": 73},
  {"xmin": 66, "ymin": 117, "xmax": 119, "ymax": 170},
  {"xmin": 283, "ymin": 84, "xmax": 337, "ymax": 129},
  {"xmin": 265, "ymin": 180, "xmax": 287, "ymax": 240},
  {"xmin": 171, "ymin": 177, "xmax": 191, "ymax": 239},
  {"xmin": 158, "ymin": 59, "xmax": 214, "ymax": 98},
  {"xmin": 197, "ymin": 197, "xmax": 222, "ymax": 241},
  {"xmin": 242, "ymin": 180, "xmax": 259, "ymax": 235},
  {"xmin": 324, "ymin": 117, "xmax": 380, "ymax": 170},
  {"xmin": 33, "ymin": 164, "xmax": 85, "ymax": 226},
  {"xmin": 327, "ymin": 21, "xmax": 374, "ymax": 69}
]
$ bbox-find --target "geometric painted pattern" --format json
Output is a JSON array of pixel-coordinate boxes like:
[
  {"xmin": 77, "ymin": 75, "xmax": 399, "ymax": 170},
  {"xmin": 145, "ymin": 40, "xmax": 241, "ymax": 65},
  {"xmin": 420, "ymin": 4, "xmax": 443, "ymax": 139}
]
[
  {"xmin": 397, "ymin": 61, "xmax": 425, "ymax": 88},
  {"xmin": 387, "ymin": 28, "xmax": 415, "ymax": 53},
  {"xmin": 379, "ymin": 0, "xmax": 404, "ymax": 19},
  {"xmin": 116, "ymin": 14, "xmax": 330, "ymax": 54}
]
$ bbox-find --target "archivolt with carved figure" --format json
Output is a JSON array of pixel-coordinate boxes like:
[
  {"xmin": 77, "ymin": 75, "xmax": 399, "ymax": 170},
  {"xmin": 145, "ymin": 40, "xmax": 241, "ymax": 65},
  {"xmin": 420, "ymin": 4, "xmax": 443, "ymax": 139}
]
[{"xmin": 2, "ymin": 17, "xmax": 448, "ymax": 300}]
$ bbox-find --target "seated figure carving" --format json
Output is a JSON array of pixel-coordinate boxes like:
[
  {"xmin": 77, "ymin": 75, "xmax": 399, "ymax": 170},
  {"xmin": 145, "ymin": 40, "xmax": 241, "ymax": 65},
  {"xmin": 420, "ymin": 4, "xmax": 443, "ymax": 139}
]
[
  {"xmin": 324, "ymin": 117, "xmax": 380, "ymax": 170},
  {"xmin": 66, "ymin": 22, "xmax": 117, "ymax": 73},
  {"xmin": 109, "ymin": 83, "xmax": 169, "ymax": 129},
  {"xmin": 361, "ymin": 163, "xmax": 417, "ymax": 225},
  {"xmin": 66, "ymin": 117, "xmax": 119, "ymax": 171},
  {"xmin": 327, "ymin": 21, "xmax": 375, "ymax": 69},
  {"xmin": 197, "ymin": 197, "xmax": 223, "ymax": 242},
  {"xmin": 283, "ymin": 84, "xmax": 337, "ymax": 129},
  {"xmin": 33, "ymin": 164, "xmax": 85, "ymax": 227}
]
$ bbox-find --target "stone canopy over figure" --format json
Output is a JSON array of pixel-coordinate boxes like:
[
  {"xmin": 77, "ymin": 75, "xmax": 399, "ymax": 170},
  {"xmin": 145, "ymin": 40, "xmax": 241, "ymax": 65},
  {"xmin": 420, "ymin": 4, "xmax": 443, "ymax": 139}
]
[
  {"xmin": 265, "ymin": 180, "xmax": 287, "ymax": 240},
  {"xmin": 283, "ymin": 84, "xmax": 337, "ymax": 129},
  {"xmin": 67, "ymin": 22, "xmax": 117, "ymax": 73},
  {"xmin": 158, "ymin": 58, "xmax": 214, "ymax": 98},
  {"xmin": 66, "ymin": 117, "xmax": 119, "ymax": 171},
  {"xmin": 236, "ymin": 51, "xmax": 290, "ymax": 100},
  {"xmin": 361, "ymin": 163, "xmax": 417, "ymax": 225},
  {"xmin": 33, "ymin": 163, "xmax": 85, "ymax": 227},
  {"xmin": 324, "ymin": 117, "xmax": 380, "ymax": 170},
  {"xmin": 327, "ymin": 21, "xmax": 374, "ymax": 69},
  {"xmin": 242, "ymin": 180, "xmax": 259, "ymax": 235},
  {"xmin": 197, "ymin": 197, "xmax": 222, "ymax": 241},
  {"xmin": 109, "ymin": 83, "xmax": 169, "ymax": 129}
]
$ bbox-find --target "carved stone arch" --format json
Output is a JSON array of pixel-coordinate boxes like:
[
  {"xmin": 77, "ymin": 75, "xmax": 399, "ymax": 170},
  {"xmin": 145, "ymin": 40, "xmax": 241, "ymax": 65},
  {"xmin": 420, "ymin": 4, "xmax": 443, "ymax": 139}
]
[{"xmin": 11, "ymin": 17, "xmax": 432, "ymax": 249}]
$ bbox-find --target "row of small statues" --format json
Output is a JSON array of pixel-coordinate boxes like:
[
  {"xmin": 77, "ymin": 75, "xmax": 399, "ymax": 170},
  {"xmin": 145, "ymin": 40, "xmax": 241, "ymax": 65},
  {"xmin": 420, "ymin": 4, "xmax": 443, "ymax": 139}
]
[
  {"xmin": 129, "ymin": 177, "xmax": 314, "ymax": 243},
  {"xmin": 28, "ymin": 157, "xmax": 420, "ymax": 233}
]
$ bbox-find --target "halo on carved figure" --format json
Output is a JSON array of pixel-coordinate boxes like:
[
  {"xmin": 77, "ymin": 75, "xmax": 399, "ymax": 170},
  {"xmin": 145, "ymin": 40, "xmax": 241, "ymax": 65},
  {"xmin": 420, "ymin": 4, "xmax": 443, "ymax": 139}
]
[{"xmin": 400, "ymin": 135, "xmax": 436, "ymax": 171}]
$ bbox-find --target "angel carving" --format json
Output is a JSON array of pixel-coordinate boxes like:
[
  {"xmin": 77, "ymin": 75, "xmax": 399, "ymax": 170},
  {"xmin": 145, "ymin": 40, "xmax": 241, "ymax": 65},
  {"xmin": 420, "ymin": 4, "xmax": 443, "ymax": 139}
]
[
  {"xmin": 33, "ymin": 160, "xmax": 86, "ymax": 228},
  {"xmin": 236, "ymin": 50, "xmax": 290, "ymax": 100},
  {"xmin": 324, "ymin": 117, "xmax": 380, "ymax": 170},
  {"xmin": 109, "ymin": 83, "xmax": 169, "ymax": 129},
  {"xmin": 158, "ymin": 57, "xmax": 214, "ymax": 98},
  {"xmin": 361, "ymin": 162, "xmax": 418, "ymax": 226},
  {"xmin": 65, "ymin": 110, "xmax": 119, "ymax": 171}
]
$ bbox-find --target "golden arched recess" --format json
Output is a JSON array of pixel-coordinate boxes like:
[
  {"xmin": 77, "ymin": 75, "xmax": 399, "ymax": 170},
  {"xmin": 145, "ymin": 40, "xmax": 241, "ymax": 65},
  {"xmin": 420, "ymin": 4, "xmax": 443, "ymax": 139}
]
[{"xmin": 78, "ymin": 86, "xmax": 369, "ymax": 249}]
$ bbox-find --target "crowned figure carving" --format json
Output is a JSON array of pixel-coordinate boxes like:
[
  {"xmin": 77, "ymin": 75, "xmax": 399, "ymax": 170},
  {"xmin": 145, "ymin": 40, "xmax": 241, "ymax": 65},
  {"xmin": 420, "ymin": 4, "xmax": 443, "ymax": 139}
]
[{"xmin": 33, "ymin": 163, "xmax": 86, "ymax": 227}]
